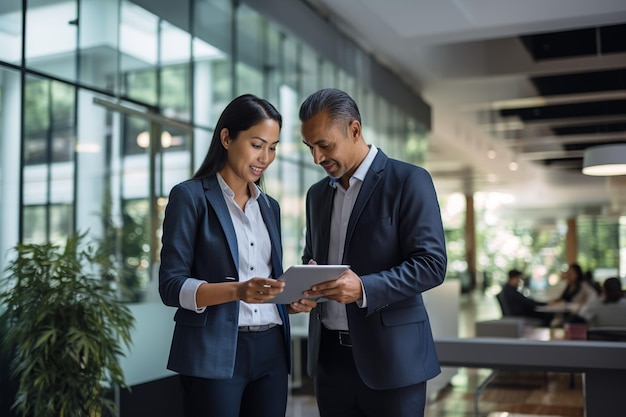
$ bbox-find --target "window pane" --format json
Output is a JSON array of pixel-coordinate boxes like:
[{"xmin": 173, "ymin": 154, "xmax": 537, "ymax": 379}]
[
  {"xmin": 23, "ymin": 78, "xmax": 50, "ymax": 165},
  {"xmin": 75, "ymin": 90, "xmax": 112, "ymax": 240},
  {"xmin": 0, "ymin": 66, "xmax": 21, "ymax": 271},
  {"xmin": 0, "ymin": 0, "xmax": 22, "ymax": 64},
  {"xmin": 21, "ymin": 78, "xmax": 75, "ymax": 165},
  {"xmin": 50, "ymin": 82, "xmax": 75, "ymax": 163},
  {"xmin": 25, "ymin": 0, "xmax": 78, "ymax": 81},
  {"xmin": 161, "ymin": 20, "xmax": 191, "ymax": 66},
  {"xmin": 120, "ymin": 1, "xmax": 158, "ymax": 105},
  {"xmin": 120, "ymin": 116, "xmax": 151, "ymax": 301},
  {"xmin": 49, "ymin": 204, "xmax": 73, "ymax": 243},
  {"xmin": 22, "ymin": 205, "xmax": 47, "ymax": 244},
  {"xmin": 235, "ymin": 5, "xmax": 263, "ymax": 97},
  {"xmin": 300, "ymin": 45, "xmax": 319, "ymax": 97},
  {"xmin": 265, "ymin": 23, "xmax": 281, "ymax": 106},
  {"xmin": 121, "ymin": 198, "xmax": 151, "ymax": 301},
  {"xmin": 161, "ymin": 65, "xmax": 191, "ymax": 121},
  {"xmin": 160, "ymin": 123, "xmax": 192, "ymax": 195},
  {"xmin": 319, "ymin": 59, "xmax": 335, "ymax": 88},
  {"xmin": 193, "ymin": 0, "xmax": 231, "ymax": 56},
  {"xmin": 78, "ymin": 0, "xmax": 119, "ymax": 92},
  {"xmin": 160, "ymin": 21, "xmax": 191, "ymax": 120}
]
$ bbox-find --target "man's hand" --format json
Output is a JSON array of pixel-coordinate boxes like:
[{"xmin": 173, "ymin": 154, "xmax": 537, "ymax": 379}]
[
  {"xmin": 288, "ymin": 298, "xmax": 318, "ymax": 313},
  {"xmin": 303, "ymin": 269, "xmax": 363, "ymax": 304}
]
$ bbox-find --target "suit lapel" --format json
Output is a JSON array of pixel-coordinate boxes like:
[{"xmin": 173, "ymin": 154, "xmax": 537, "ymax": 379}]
[
  {"xmin": 202, "ymin": 177, "xmax": 239, "ymax": 272},
  {"xmin": 344, "ymin": 151, "xmax": 387, "ymax": 256},
  {"xmin": 258, "ymin": 191, "xmax": 283, "ymax": 278},
  {"xmin": 257, "ymin": 191, "xmax": 290, "ymax": 332},
  {"xmin": 317, "ymin": 184, "xmax": 336, "ymax": 264}
]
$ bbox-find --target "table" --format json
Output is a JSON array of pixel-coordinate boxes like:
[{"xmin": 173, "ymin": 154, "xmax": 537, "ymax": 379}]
[
  {"xmin": 521, "ymin": 324, "xmax": 588, "ymax": 341},
  {"xmin": 435, "ymin": 337, "xmax": 626, "ymax": 417},
  {"xmin": 535, "ymin": 302, "xmax": 578, "ymax": 313}
]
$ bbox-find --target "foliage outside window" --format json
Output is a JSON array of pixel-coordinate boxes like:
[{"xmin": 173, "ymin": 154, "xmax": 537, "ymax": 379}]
[
  {"xmin": 441, "ymin": 192, "xmax": 570, "ymax": 293},
  {"xmin": 577, "ymin": 216, "xmax": 622, "ymax": 282},
  {"xmin": 23, "ymin": 79, "xmax": 74, "ymax": 165}
]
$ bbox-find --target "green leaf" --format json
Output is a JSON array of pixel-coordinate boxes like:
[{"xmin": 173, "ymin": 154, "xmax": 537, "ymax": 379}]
[{"xmin": 0, "ymin": 232, "xmax": 135, "ymax": 417}]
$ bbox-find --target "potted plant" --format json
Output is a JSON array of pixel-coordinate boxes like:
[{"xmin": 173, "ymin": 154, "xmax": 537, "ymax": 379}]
[{"xmin": 0, "ymin": 232, "xmax": 134, "ymax": 417}]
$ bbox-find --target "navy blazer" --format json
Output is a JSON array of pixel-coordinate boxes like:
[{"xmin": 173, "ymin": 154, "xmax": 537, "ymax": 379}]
[
  {"xmin": 303, "ymin": 150, "xmax": 447, "ymax": 390},
  {"xmin": 159, "ymin": 176, "xmax": 290, "ymax": 379}
]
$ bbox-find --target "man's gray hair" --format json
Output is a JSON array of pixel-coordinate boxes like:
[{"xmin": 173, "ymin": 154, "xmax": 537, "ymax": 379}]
[{"xmin": 299, "ymin": 88, "xmax": 361, "ymax": 128}]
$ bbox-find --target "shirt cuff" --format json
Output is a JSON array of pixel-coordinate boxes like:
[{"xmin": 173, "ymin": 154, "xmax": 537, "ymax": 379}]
[
  {"xmin": 356, "ymin": 280, "xmax": 368, "ymax": 308},
  {"xmin": 180, "ymin": 278, "xmax": 207, "ymax": 313}
]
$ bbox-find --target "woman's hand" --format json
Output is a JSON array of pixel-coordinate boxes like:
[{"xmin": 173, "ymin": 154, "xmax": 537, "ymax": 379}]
[{"xmin": 237, "ymin": 278, "xmax": 285, "ymax": 303}]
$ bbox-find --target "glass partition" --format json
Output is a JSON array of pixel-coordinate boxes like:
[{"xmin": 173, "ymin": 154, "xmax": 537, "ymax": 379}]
[
  {"xmin": 22, "ymin": 75, "xmax": 76, "ymax": 244},
  {"xmin": 1, "ymin": 0, "xmax": 436, "ymax": 306},
  {"xmin": 120, "ymin": 0, "xmax": 159, "ymax": 105},
  {"xmin": 78, "ymin": 0, "xmax": 120, "ymax": 92},
  {"xmin": 88, "ymin": 96, "xmax": 195, "ymax": 302},
  {"xmin": 0, "ymin": 0, "xmax": 22, "ymax": 65},
  {"xmin": 25, "ymin": 0, "xmax": 78, "ymax": 82},
  {"xmin": 235, "ymin": 4, "xmax": 264, "ymax": 97},
  {"xmin": 0, "ymin": 67, "xmax": 22, "ymax": 273}
]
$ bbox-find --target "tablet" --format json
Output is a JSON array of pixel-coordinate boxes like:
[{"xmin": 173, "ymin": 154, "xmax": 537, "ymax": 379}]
[{"xmin": 264, "ymin": 264, "xmax": 349, "ymax": 304}]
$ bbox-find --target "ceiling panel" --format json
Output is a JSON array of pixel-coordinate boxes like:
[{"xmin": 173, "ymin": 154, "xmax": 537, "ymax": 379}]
[{"xmin": 303, "ymin": 0, "xmax": 626, "ymax": 216}]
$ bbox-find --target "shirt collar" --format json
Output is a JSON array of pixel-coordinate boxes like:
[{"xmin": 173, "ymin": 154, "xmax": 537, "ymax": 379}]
[
  {"xmin": 329, "ymin": 144, "xmax": 378, "ymax": 188},
  {"xmin": 216, "ymin": 172, "xmax": 260, "ymax": 201}
]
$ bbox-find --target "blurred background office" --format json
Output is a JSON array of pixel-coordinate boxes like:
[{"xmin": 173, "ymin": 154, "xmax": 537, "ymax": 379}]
[{"xmin": 1, "ymin": 0, "xmax": 625, "ymax": 416}]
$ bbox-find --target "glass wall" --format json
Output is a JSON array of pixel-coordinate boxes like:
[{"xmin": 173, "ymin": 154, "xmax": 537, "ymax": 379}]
[
  {"xmin": 0, "ymin": 66, "xmax": 21, "ymax": 267},
  {"xmin": 577, "ymin": 217, "xmax": 623, "ymax": 288},
  {"xmin": 0, "ymin": 0, "xmax": 430, "ymax": 303}
]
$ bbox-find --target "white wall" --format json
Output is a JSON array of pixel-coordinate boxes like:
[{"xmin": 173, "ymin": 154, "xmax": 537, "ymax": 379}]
[
  {"xmin": 424, "ymin": 279, "xmax": 461, "ymax": 397},
  {"xmin": 118, "ymin": 301, "xmax": 177, "ymax": 387}
]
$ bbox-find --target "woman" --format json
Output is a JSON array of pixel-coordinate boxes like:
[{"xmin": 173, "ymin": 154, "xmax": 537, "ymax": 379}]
[
  {"xmin": 549, "ymin": 263, "xmax": 598, "ymax": 326},
  {"xmin": 556, "ymin": 264, "xmax": 598, "ymax": 307},
  {"xmin": 579, "ymin": 277, "xmax": 626, "ymax": 326},
  {"xmin": 159, "ymin": 94, "xmax": 315, "ymax": 417}
]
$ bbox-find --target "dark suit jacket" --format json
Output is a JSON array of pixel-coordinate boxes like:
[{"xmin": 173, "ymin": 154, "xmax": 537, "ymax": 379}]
[
  {"xmin": 303, "ymin": 150, "xmax": 447, "ymax": 390},
  {"xmin": 159, "ymin": 176, "xmax": 290, "ymax": 379},
  {"xmin": 500, "ymin": 284, "xmax": 545, "ymax": 317}
]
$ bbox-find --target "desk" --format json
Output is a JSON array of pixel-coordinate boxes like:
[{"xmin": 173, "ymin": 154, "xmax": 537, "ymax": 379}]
[
  {"xmin": 435, "ymin": 337, "xmax": 626, "ymax": 417},
  {"xmin": 521, "ymin": 324, "xmax": 588, "ymax": 341}
]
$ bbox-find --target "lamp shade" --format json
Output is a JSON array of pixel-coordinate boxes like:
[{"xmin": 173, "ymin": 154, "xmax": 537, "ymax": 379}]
[{"xmin": 582, "ymin": 144, "xmax": 626, "ymax": 176}]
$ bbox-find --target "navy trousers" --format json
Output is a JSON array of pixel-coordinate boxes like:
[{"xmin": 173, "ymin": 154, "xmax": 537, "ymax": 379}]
[
  {"xmin": 179, "ymin": 325, "xmax": 288, "ymax": 417},
  {"xmin": 315, "ymin": 326, "xmax": 427, "ymax": 417}
]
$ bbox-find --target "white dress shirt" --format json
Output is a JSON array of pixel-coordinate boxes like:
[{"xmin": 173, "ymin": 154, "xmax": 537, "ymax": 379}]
[
  {"xmin": 178, "ymin": 173, "xmax": 282, "ymax": 327},
  {"xmin": 321, "ymin": 144, "xmax": 377, "ymax": 331}
]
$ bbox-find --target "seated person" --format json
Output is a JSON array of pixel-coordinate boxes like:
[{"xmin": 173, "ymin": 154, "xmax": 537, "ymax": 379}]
[
  {"xmin": 579, "ymin": 277, "xmax": 626, "ymax": 327},
  {"xmin": 549, "ymin": 263, "xmax": 599, "ymax": 326},
  {"xmin": 498, "ymin": 269, "xmax": 552, "ymax": 326}
]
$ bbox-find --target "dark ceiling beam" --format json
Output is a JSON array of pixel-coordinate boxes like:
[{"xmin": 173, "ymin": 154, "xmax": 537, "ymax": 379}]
[
  {"xmin": 485, "ymin": 114, "xmax": 626, "ymax": 131},
  {"xmin": 464, "ymin": 90, "xmax": 626, "ymax": 112},
  {"xmin": 518, "ymin": 150, "xmax": 585, "ymax": 160},
  {"xmin": 507, "ymin": 132, "xmax": 626, "ymax": 147}
]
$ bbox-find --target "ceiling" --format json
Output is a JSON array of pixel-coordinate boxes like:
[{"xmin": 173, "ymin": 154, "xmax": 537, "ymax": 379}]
[{"xmin": 304, "ymin": 0, "xmax": 626, "ymax": 220}]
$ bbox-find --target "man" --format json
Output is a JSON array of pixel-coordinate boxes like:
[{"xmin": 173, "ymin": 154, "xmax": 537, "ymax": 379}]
[
  {"xmin": 299, "ymin": 88, "xmax": 447, "ymax": 417},
  {"xmin": 499, "ymin": 269, "xmax": 551, "ymax": 325}
]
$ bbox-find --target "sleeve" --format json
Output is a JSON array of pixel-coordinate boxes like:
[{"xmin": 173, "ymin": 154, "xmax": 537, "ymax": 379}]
[
  {"xmin": 158, "ymin": 183, "xmax": 203, "ymax": 309},
  {"xmin": 361, "ymin": 166, "xmax": 448, "ymax": 314}
]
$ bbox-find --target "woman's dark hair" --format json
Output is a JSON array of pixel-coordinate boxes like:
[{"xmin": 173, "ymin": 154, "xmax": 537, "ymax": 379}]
[
  {"xmin": 299, "ymin": 88, "xmax": 361, "ymax": 128},
  {"xmin": 193, "ymin": 94, "xmax": 282, "ymax": 180},
  {"xmin": 603, "ymin": 277, "xmax": 624, "ymax": 304},
  {"xmin": 560, "ymin": 263, "xmax": 585, "ymax": 302},
  {"xmin": 569, "ymin": 263, "xmax": 584, "ymax": 283}
]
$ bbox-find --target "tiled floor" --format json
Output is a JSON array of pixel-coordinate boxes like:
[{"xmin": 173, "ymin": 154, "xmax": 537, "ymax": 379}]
[{"xmin": 286, "ymin": 291, "xmax": 584, "ymax": 417}]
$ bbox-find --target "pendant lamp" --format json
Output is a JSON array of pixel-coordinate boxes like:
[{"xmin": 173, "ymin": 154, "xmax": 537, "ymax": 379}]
[{"xmin": 582, "ymin": 144, "xmax": 626, "ymax": 176}]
